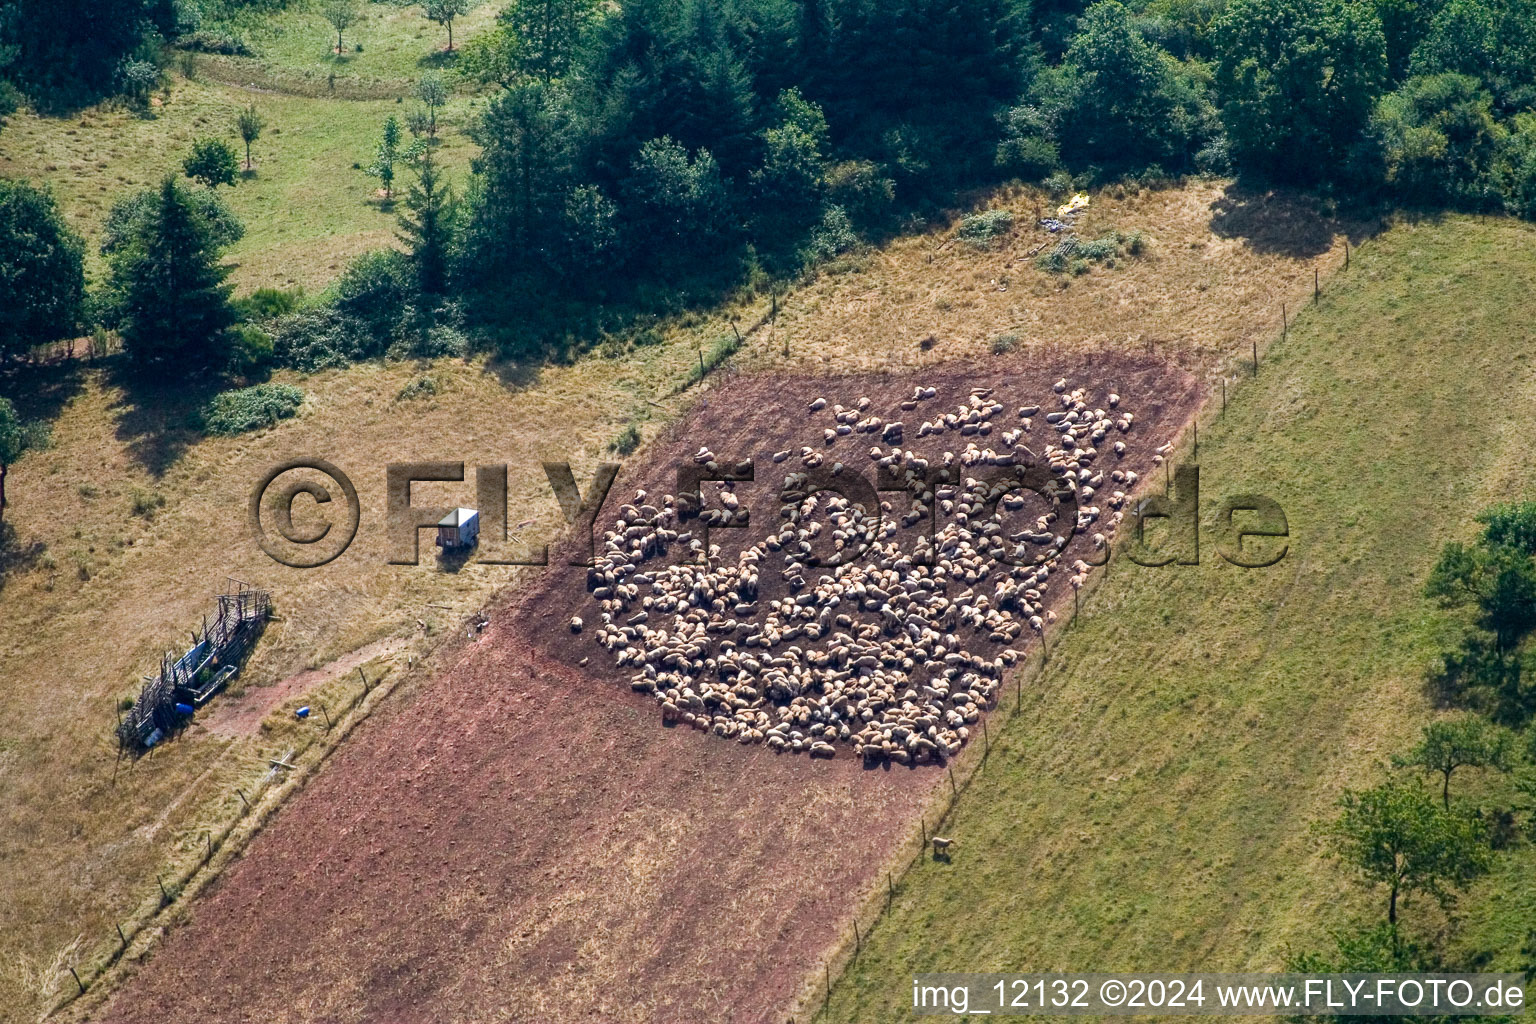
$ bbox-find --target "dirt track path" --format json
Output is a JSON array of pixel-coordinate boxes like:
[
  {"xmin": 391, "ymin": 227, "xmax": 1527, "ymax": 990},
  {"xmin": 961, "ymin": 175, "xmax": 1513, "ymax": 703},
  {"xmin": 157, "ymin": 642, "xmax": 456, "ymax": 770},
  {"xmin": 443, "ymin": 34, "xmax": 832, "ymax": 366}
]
[{"xmin": 201, "ymin": 636, "xmax": 410, "ymax": 738}]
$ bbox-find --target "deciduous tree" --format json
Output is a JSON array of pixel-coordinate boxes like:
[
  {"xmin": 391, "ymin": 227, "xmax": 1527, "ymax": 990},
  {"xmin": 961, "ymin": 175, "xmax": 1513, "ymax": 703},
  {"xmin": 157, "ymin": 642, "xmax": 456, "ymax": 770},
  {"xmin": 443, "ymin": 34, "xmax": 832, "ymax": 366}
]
[
  {"xmin": 236, "ymin": 104, "xmax": 265, "ymax": 171},
  {"xmin": 1322, "ymin": 778, "xmax": 1493, "ymax": 925},
  {"xmin": 416, "ymin": 73, "xmax": 448, "ymax": 138},
  {"xmin": 183, "ymin": 137, "xmax": 239, "ymax": 189},
  {"xmin": 1394, "ymin": 715, "xmax": 1515, "ymax": 808},
  {"xmin": 322, "ymin": 0, "xmax": 360, "ymax": 54},
  {"xmin": 423, "ymin": 0, "xmax": 475, "ymax": 52},
  {"xmin": 0, "ymin": 179, "xmax": 84, "ymax": 359},
  {"xmin": 1213, "ymin": 0, "xmax": 1389, "ymax": 182}
]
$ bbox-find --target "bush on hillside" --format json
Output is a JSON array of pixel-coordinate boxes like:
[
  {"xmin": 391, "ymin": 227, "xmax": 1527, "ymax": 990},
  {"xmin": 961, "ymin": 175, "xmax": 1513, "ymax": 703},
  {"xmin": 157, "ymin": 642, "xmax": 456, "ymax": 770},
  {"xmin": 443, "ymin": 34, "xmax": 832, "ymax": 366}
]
[
  {"xmin": 271, "ymin": 307, "xmax": 374, "ymax": 371},
  {"xmin": 958, "ymin": 209, "xmax": 1016, "ymax": 247},
  {"xmin": 202, "ymin": 382, "xmax": 305, "ymax": 435}
]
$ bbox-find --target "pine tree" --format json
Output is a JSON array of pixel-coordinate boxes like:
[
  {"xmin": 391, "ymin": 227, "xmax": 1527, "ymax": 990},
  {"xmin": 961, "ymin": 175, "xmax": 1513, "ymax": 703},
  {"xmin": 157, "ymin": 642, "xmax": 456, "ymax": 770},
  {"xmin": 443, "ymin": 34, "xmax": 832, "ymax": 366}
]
[
  {"xmin": 499, "ymin": 0, "xmax": 599, "ymax": 81},
  {"xmin": 111, "ymin": 177, "xmax": 238, "ymax": 372},
  {"xmin": 398, "ymin": 149, "xmax": 459, "ymax": 297}
]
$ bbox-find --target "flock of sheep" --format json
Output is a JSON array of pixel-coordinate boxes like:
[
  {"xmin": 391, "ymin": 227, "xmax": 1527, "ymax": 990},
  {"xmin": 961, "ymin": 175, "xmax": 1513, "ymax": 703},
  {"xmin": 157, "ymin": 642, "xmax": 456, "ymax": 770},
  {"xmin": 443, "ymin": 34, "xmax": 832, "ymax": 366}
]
[{"xmin": 574, "ymin": 379, "xmax": 1159, "ymax": 764}]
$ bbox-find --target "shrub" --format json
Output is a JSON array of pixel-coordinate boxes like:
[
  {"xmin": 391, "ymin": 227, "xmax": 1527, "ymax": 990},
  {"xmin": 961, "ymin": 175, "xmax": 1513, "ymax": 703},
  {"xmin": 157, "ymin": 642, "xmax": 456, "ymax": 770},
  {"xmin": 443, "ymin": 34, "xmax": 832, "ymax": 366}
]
[
  {"xmin": 413, "ymin": 323, "xmax": 469, "ymax": 359},
  {"xmin": 397, "ymin": 375, "xmax": 439, "ymax": 400},
  {"xmin": 995, "ymin": 103, "xmax": 1061, "ymax": 179},
  {"xmin": 957, "ymin": 210, "xmax": 1015, "ymax": 247},
  {"xmin": 1075, "ymin": 234, "xmax": 1121, "ymax": 260},
  {"xmin": 1035, "ymin": 232, "xmax": 1132, "ymax": 273},
  {"xmin": 0, "ymin": 80, "xmax": 21, "ymax": 121},
  {"xmin": 332, "ymin": 249, "xmax": 410, "ymax": 352},
  {"xmin": 229, "ymin": 323, "xmax": 274, "ymax": 375},
  {"xmin": 129, "ymin": 487, "xmax": 166, "ymax": 518},
  {"xmin": 118, "ymin": 60, "xmax": 160, "ymax": 105},
  {"xmin": 825, "ymin": 160, "xmax": 896, "ymax": 231},
  {"xmin": 271, "ymin": 307, "xmax": 373, "ymax": 371},
  {"xmin": 179, "ymin": 31, "xmax": 253, "ymax": 56},
  {"xmin": 1043, "ymin": 170, "xmax": 1077, "ymax": 196},
  {"xmin": 202, "ymin": 383, "xmax": 305, "ymax": 435},
  {"xmin": 800, "ymin": 205, "xmax": 860, "ymax": 266},
  {"xmin": 612, "ymin": 423, "xmax": 641, "ymax": 455},
  {"xmin": 183, "ymin": 137, "xmax": 239, "ymax": 189},
  {"xmin": 633, "ymin": 326, "xmax": 665, "ymax": 348},
  {"xmin": 991, "ymin": 332, "xmax": 1020, "ymax": 354},
  {"xmin": 236, "ymin": 287, "xmax": 303, "ymax": 321}
]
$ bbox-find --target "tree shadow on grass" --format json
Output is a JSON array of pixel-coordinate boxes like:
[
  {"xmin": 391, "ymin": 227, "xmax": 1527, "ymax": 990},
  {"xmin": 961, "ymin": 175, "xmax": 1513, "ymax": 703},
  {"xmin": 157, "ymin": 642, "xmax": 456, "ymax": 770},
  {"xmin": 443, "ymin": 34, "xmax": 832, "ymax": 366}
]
[
  {"xmin": 482, "ymin": 355, "xmax": 545, "ymax": 392},
  {"xmin": 417, "ymin": 49, "xmax": 461, "ymax": 71},
  {"xmin": 0, "ymin": 522, "xmax": 48, "ymax": 594},
  {"xmin": 1208, "ymin": 183, "xmax": 1385, "ymax": 259},
  {"xmin": 0, "ymin": 357, "xmax": 87, "ymax": 425},
  {"xmin": 106, "ymin": 362, "xmax": 223, "ymax": 478}
]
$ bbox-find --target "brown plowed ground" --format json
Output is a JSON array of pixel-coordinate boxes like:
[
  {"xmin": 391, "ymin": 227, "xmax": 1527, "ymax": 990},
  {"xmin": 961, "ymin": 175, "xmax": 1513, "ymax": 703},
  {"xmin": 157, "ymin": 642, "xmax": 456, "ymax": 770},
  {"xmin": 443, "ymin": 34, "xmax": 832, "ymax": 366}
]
[{"xmin": 93, "ymin": 355, "xmax": 1198, "ymax": 1024}]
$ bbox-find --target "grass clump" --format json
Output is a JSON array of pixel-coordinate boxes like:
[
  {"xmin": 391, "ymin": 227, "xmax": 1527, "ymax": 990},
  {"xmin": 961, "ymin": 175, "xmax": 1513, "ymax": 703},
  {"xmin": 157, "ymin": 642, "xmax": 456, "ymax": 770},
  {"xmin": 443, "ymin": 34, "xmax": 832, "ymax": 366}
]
[
  {"xmin": 612, "ymin": 423, "xmax": 642, "ymax": 455},
  {"xmin": 1036, "ymin": 230, "xmax": 1140, "ymax": 274},
  {"xmin": 991, "ymin": 332, "xmax": 1021, "ymax": 354},
  {"xmin": 202, "ymin": 382, "xmax": 305, "ymax": 435},
  {"xmin": 679, "ymin": 334, "xmax": 741, "ymax": 390},
  {"xmin": 128, "ymin": 487, "xmax": 166, "ymax": 519},
  {"xmin": 957, "ymin": 209, "xmax": 1015, "ymax": 248},
  {"xmin": 396, "ymin": 375, "xmax": 439, "ymax": 401}
]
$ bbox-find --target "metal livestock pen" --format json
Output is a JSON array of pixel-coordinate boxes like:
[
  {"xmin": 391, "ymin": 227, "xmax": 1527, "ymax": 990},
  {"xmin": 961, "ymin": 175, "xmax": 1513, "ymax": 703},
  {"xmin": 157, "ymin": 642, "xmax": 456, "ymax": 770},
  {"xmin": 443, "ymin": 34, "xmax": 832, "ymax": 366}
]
[{"xmin": 118, "ymin": 579, "xmax": 271, "ymax": 752}]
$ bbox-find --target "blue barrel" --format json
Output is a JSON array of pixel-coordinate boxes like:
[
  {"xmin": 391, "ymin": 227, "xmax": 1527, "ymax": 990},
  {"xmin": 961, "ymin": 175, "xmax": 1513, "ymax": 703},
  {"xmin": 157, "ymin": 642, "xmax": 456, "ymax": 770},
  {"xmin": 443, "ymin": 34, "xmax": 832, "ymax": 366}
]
[
  {"xmin": 296, "ymin": 706, "xmax": 311, "ymax": 719},
  {"xmin": 174, "ymin": 702, "xmax": 195, "ymax": 716}
]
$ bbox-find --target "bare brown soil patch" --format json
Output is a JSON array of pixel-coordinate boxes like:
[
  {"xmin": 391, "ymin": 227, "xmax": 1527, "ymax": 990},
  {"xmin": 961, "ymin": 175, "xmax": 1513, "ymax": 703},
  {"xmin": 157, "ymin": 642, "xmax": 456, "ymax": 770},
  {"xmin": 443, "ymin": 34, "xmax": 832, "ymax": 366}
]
[{"xmin": 91, "ymin": 356, "xmax": 1200, "ymax": 1024}]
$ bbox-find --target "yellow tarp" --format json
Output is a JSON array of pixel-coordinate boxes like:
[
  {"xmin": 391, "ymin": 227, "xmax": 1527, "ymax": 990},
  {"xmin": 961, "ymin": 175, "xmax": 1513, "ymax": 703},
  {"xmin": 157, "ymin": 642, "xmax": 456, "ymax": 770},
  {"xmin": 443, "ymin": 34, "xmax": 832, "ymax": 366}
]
[{"xmin": 1056, "ymin": 193, "xmax": 1090, "ymax": 218}]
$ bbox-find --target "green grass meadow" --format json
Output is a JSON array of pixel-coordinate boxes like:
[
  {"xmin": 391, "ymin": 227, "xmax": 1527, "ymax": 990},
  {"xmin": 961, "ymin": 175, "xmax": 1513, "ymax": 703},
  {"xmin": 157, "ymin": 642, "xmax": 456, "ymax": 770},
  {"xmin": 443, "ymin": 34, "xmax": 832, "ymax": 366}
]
[
  {"xmin": 195, "ymin": 0, "xmax": 502, "ymax": 97},
  {"xmin": 828, "ymin": 216, "xmax": 1536, "ymax": 1020},
  {"xmin": 0, "ymin": 2, "xmax": 493, "ymax": 294}
]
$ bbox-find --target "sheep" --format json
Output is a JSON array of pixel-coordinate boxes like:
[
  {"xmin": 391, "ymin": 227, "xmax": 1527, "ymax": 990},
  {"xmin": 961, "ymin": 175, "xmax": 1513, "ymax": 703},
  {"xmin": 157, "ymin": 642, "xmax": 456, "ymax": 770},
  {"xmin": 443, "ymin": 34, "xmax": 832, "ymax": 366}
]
[
  {"xmin": 931, "ymin": 836, "xmax": 956, "ymax": 857},
  {"xmin": 573, "ymin": 380, "xmax": 1144, "ymax": 764}
]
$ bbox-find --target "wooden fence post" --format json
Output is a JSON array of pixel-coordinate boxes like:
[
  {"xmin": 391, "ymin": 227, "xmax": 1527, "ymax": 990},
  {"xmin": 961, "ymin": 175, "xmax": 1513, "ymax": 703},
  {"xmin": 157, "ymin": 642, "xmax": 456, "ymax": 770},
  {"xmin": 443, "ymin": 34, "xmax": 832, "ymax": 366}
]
[{"xmin": 70, "ymin": 967, "xmax": 85, "ymax": 995}]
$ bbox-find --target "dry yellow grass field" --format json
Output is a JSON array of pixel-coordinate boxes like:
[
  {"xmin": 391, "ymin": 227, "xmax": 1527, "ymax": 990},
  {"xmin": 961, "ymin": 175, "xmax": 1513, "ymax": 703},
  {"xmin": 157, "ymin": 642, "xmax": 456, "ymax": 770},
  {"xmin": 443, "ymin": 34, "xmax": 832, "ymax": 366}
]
[{"xmin": 0, "ymin": 179, "xmax": 1357, "ymax": 1022}]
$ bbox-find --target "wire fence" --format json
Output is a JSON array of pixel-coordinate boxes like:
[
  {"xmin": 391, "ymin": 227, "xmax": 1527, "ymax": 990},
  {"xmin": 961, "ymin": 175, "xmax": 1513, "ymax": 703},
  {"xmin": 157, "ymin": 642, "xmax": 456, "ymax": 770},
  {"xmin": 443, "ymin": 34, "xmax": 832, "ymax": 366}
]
[{"xmin": 793, "ymin": 237, "xmax": 1358, "ymax": 1024}]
